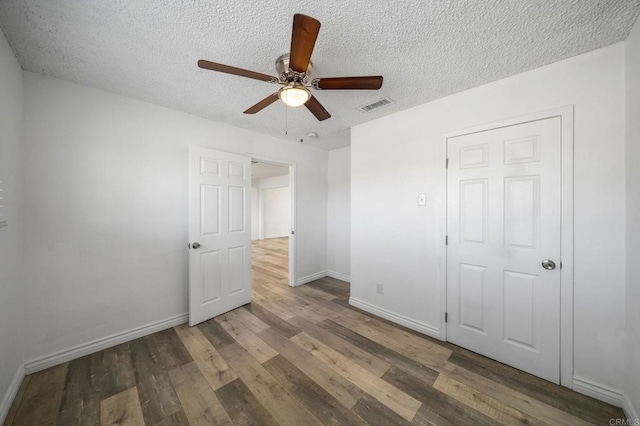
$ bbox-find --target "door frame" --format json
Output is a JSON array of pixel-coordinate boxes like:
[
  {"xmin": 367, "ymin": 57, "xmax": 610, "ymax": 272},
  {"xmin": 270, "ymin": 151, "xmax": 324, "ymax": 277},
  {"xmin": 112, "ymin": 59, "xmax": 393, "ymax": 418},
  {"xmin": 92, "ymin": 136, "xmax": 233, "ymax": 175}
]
[
  {"xmin": 441, "ymin": 105, "xmax": 574, "ymax": 387},
  {"xmin": 249, "ymin": 153, "xmax": 297, "ymax": 288}
]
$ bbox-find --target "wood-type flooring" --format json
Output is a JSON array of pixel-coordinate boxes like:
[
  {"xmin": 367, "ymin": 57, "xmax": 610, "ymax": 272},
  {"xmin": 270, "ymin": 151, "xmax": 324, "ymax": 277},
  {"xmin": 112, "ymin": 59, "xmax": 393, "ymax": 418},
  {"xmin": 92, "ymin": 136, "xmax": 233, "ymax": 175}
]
[{"xmin": 5, "ymin": 237, "xmax": 626, "ymax": 425}]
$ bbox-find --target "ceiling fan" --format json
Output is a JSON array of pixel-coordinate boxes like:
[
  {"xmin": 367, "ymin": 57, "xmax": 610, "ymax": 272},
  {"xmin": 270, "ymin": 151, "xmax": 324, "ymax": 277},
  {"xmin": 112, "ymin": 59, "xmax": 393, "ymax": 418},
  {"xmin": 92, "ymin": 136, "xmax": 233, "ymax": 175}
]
[{"xmin": 198, "ymin": 14, "xmax": 383, "ymax": 121}]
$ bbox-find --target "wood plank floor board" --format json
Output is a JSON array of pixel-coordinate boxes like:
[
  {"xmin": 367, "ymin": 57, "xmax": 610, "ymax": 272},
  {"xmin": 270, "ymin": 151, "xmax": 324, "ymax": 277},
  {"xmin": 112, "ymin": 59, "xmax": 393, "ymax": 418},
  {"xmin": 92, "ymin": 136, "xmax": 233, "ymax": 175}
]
[
  {"xmin": 328, "ymin": 295, "xmax": 351, "ymax": 310},
  {"xmin": 331, "ymin": 313, "xmax": 448, "ymax": 371},
  {"xmin": 268, "ymin": 283, "xmax": 346, "ymax": 316},
  {"xmin": 215, "ymin": 313, "xmax": 278, "ymax": 364},
  {"xmin": 433, "ymin": 374, "xmax": 544, "ymax": 426},
  {"xmin": 257, "ymin": 327, "xmax": 365, "ymax": 409},
  {"xmin": 291, "ymin": 332, "xmax": 422, "ymax": 422},
  {"xmin": 258, "ymin": 281, "xmax": 291, "ymax": 297},
  {"xmin": 333, "ymin": 298, "xmax": 443, "ymax": 341},
  {"xmin": 256, "ymin": 289, "xmax": 333, "ymax": 323},
  {"xmin": 57, "ymin": 353, "xmax": 103, "ymax": 425},
  {"xmin": 440, "ymin": 362, "xmax": 594, "ymax": 426},
  {"xmin": 447, "ymin": 349, "xmax": 623, "ymax": 425},
  {"xmin": 173, "ymin": 324, "xmax": 238, "ymax": 390},
  {"xmin": 352, "ymin": 394, "xmax": 411, "ymax": 426},
  {"xmin": 293, "ymin": 291, "xmax": 348, "ymax": 316},
  {"xmin": 129, "ymin": 332, "xmax": 190, "ymax": 424},
  {"xmin": 130, "ymin": 330, "xmax": 192, "ymax": 378},
  {"xmin": 243, "ymin": 302, "xmax": 301, "ymax": 338},
  {"xmin": 289, "ymin": 315, "xmax": 391, "ymax": 377},
  {"xmin": 285, "ymin": 292, "xmax": 345, "ymax": 320},
  {"xmin": 291, "ymin": 281, "xmax": 338, "ymax": 301},
  {"xmin": 381, "ymin": 365, "xmax": 496, "ymax": 426},
  {"xmin": 152, "ymin": 409, "xmax": 191, "ymax": 426},
  {"xmin": 135, "ymin": 372, "xmax": 183, "ymax": 425},
  {"xmin": 98, "ymin": 342, "xmax": 137, "ymax": 397},
  {"xmin": 252, "ymin": 264, "xmax": 286, "ymax": 281},
  {"xmin": 10, "ymin": 363, "xmax": 68, "ymax": 426},
  {"xmin": 226, "ymin": 307, "xmax": 271, "ymax": 334},
  {"xmin": 318, "ymin": 319, "xmax": 441, "ymax": 386},
  {"xmin": 147, "ymin": 328, "xmax": 194, "ymax": 370},
  {"xmin": 167, "ymin": 362, "xmax": 232, "ymax": 425},
  {"xmin": 410, "ymin": 402, "xmax": 479, "ymax": 426},
  {"xmin": 340, "ymin": 309, "xmax": 452, "ymax": 360},
  {"xmin": 251, "ymin": 297, "xmax": 296, "ymax": 321},
  {"xmin": 6, "ymin": 237, "xmax": 625, "ymax": 425},
  {"xmin": 307, "ymin": 277, "xmax": 350, "ymax": 298},
  {"xmin": 99, "ymin": 386, "xmax": 145, "ymax": 426},
  {"xmin": 263, "ymin": 355, "xmax": 368, "ymax": 426},
  {"xmin": 197, "ymin": 318, "xmax": 237, "ymax": 349},
  {"xmin": 214, "ymin": 379, "xmax": 279, "ymax": 426},
  {"xmin": 217, "ymin": 342, "xmax": 323, "ymax": 426}
]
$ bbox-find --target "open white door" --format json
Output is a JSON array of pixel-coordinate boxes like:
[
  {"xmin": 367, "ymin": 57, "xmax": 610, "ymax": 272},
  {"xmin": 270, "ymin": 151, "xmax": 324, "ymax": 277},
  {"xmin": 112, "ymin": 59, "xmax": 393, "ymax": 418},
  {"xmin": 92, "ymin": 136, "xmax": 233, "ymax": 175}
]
[
  {"xmin": 446, "ymin": 117, "xmax": 562, "ymax": 383},
  {"xmin": 189, "ymin": 146, "xmax": 251, "ymax": 326}
]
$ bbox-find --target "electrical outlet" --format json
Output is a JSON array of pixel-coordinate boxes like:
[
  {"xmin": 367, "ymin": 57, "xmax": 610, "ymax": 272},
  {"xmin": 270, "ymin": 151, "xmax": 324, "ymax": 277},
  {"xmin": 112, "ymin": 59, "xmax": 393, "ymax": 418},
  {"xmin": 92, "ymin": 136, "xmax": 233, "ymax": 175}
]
[{"xmin": 376, "ymin": 283, "xmax": 384, "ymax": 294}]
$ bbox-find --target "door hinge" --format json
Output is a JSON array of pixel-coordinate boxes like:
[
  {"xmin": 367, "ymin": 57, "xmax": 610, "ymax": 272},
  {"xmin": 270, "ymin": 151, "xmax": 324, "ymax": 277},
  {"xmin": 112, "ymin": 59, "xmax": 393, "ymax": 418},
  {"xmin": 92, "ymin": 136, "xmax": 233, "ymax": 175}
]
[
  {"xmin": 445, "ymin": 158, "xmax": 449, "ymax": 169},
  {"xmin": 445, "ymin": 235, "xmax": 448, "ymax": 245},
  {"xmin": 291, "ymin": 230, "xmax": 295, "ymax": 235},
  {"xmin": 445, "ymin": 312, "xmax": 448, "ymax": 323}
]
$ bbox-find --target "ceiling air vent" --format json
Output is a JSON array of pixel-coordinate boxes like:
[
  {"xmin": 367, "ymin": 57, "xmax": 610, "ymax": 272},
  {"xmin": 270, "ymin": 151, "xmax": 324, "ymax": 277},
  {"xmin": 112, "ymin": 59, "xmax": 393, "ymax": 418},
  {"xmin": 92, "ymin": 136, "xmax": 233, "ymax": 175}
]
[{"xmin": 359, "ymin": 97, "xmax": 394, "ymax": 113}]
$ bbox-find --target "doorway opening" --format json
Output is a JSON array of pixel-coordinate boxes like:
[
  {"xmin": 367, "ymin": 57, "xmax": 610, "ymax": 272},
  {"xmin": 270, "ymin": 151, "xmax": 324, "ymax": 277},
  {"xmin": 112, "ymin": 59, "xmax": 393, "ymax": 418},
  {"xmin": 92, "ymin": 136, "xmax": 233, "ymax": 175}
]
[{"xmin": 250, "ymin": 159, "xmax": 295, "ymax": 288}]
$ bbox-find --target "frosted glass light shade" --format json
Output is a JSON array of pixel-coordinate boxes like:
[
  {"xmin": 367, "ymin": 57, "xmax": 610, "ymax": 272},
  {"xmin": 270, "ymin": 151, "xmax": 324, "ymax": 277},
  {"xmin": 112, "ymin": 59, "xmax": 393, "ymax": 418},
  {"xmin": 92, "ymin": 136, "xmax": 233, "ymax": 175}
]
[{"xmin": 279, "ymin": 85, "xmax": 311, "ymax": 107}]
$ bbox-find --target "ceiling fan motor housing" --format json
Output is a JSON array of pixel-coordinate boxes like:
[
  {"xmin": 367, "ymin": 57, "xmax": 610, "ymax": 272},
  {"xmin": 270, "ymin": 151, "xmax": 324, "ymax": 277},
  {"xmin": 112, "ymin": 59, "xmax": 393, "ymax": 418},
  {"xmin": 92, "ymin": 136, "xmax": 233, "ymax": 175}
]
[{"xmin": 275, "ymin": 53, "xmax": 313, "ymax": 84}]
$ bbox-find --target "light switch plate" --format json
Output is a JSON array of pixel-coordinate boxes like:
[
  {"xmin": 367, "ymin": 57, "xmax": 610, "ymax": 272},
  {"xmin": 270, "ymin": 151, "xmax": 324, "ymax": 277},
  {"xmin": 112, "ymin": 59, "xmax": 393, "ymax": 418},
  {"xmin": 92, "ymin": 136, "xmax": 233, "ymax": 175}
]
[{"xmin": 418, "ymin": 194, "xmax": 426, "ymax": 206}]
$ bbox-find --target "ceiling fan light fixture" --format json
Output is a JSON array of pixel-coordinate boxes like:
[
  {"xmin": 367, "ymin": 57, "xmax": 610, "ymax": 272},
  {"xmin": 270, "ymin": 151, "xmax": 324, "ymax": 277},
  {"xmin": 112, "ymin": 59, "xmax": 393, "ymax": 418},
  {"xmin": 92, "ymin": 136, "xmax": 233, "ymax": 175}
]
[{"xmin": 278, "ymin": 84, "xmax": 311, "ymax": 107}]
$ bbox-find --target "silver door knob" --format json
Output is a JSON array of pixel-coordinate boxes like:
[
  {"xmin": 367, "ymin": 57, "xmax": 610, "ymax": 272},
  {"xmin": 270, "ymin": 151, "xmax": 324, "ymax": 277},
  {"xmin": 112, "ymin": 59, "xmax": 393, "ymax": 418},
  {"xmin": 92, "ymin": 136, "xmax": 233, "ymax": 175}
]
[
  {"xmin": 192, "ymin": 242, "xmax": 201, "ymax": 249},
  {"xmin": 541, "ymin": 259, "xmax": 556, "ymax": 270}
]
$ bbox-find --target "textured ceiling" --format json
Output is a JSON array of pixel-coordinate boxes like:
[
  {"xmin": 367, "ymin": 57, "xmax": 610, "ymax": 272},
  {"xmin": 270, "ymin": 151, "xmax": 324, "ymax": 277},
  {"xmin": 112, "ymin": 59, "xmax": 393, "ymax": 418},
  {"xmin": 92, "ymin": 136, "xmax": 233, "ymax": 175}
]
[{"xmin": 1, "ymin": 1, "xmax": 639, "ymax": 150}]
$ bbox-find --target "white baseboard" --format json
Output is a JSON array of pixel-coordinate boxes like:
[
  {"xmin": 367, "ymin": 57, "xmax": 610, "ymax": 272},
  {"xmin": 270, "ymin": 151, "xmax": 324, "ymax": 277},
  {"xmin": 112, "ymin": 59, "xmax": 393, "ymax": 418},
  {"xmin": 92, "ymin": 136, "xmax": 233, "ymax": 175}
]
[
  {"xmin": 349, "ymin": 297, "xmax": 441, "ymax": 340},
  {"xmin": 295, "ymin": 270, "xmax": 327, "ymax": 287},
  {"xmin": 623, "ymin": 393, "xmax": 639, "ymax": 421},
  {"xmin": 326, "ymin": 270, "xmax": 351, "ymax": 283},
  {"xmin": 572, "ymin": 376, "xmax": 624, "ymax": 407},
  {"xmin": 0, "ymin": 363, "xmax": 25, "ymax": 425},
  {"xmin": 24, "ymin": 313, "xmax": 189, "ymax": 375}
]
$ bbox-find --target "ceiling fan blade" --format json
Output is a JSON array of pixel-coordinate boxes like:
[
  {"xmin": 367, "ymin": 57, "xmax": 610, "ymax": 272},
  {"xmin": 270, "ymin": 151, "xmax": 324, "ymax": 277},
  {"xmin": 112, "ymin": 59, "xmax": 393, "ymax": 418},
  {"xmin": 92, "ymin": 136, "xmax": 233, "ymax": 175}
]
[
  {"xmin": 243, "ymin": 93, "xmax": 279, "ymax": 114},
  {"xmin": 289, "ymin": 14, "xmax": 321, "ymax": 73},
  {"xmin": 198, "ymin": 60, "xmax": 277, "ymax": 82},
  {"xmin": 313, "ymin": 76, "xmax": 383, "ymax": 90},
  {"xmin": 305, "ymin": 96, "xmax": 331, "ymax": 121}
]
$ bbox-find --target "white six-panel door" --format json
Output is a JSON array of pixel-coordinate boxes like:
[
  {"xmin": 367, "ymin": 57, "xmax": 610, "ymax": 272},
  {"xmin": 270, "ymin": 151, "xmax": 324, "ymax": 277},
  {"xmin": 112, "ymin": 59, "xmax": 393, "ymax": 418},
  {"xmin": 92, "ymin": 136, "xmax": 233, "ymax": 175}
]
[
  {"xmin": 446, "ymin": 117, "xmax": 562, "ymax": 383},
  {"xmin": 189, "ymin": 147, "xmax": 252, "ymax": 326}
]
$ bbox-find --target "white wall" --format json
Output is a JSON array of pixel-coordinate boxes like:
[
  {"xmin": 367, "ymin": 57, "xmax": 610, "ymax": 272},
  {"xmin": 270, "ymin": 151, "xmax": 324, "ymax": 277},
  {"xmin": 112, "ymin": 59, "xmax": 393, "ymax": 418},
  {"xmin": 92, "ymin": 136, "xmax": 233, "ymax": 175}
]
[
  {"xmin": 258, "ymin": 174, "xmax": 289, "ymax": 189},
  {"xmin": 625, "ymin": 16, "xmax": 640, "ymax": 419},
  {"xmin": 262, "ymin": 187, "xmax": 290, "ymax": 239},
  {"xmin": 21, "ymin": 72, "xmax": 327, "ymax": 363},
  {"xmin": 251, "ymin": 180, "xmax": 260, "ymax": 240},
  {"xmin": 0, "ymin": 29, "xmax": 24, "ymax": 420},
  {"xmin": 252, "ymin": 174, "xmax": 290, "ymax": 240},
  {"xmin": 327, "ymin": 146, "xmax": 351, "ymax": 281},
  {"xmin": 351, "ymin": 44, "xmax": 626, "ymax": 392},
  {"xmin": 258, "ymin": 175, "xmax": 290, "ymax": 240}
]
